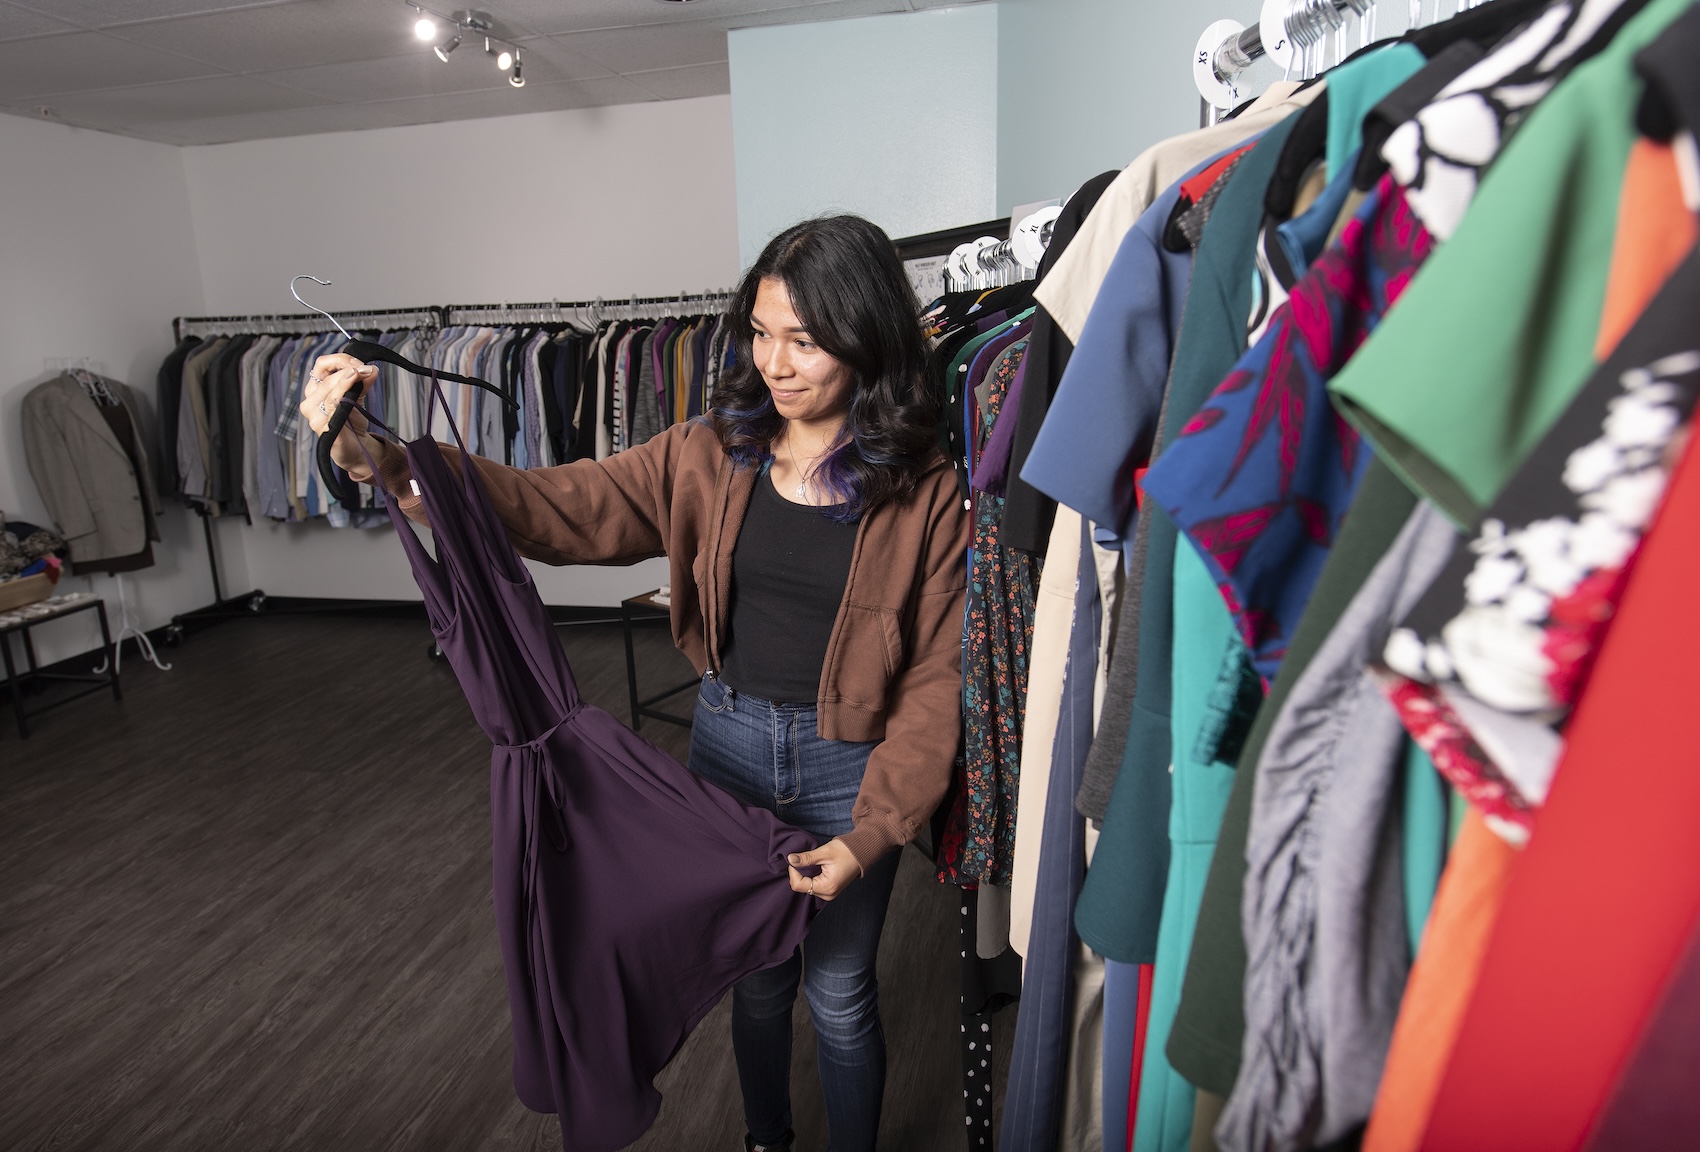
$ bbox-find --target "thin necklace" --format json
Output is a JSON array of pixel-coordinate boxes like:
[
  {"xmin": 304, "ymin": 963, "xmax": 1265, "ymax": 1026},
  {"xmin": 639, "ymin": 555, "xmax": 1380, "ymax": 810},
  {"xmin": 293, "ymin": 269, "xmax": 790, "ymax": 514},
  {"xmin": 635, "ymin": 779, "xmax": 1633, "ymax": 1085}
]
[{"xmin": 783, "ymin": 430, "xmax": 821, "ymax": 502}]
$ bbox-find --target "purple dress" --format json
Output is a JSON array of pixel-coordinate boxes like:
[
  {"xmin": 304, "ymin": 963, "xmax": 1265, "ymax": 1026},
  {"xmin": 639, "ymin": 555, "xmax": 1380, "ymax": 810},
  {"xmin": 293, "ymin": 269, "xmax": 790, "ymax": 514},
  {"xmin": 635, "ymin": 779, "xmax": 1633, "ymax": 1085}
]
[{"xmin": 374, "ymin": 416, "xmax": 820, "ymax": 1151}]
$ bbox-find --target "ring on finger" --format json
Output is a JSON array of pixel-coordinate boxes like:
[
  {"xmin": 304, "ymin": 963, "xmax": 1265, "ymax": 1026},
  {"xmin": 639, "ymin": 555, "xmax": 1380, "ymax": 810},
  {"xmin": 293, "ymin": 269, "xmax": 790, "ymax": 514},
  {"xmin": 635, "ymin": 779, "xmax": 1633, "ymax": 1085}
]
[{"xmin": 318, "ymin": 401, "xmax": 328, "ymax": 414}]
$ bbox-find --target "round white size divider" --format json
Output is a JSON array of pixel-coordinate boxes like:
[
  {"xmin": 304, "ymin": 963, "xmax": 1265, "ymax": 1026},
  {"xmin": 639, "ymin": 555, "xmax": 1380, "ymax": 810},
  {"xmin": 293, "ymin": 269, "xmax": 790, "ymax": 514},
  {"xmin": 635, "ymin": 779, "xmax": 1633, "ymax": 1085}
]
[
  {"xmin": 1011, "ymin": 205, "xmax": 1062, "ymax": 270},
  {"xmin": 1193, "ymin": 19, "xmax": 1247, "ymax": 111},
  {"xmin": 948, "ymin": 242, "xmax": 981, "ymax": 288},
  {"xmin": 1260, "ymin": 0, "xmax": 1299, "ymax": 75}
]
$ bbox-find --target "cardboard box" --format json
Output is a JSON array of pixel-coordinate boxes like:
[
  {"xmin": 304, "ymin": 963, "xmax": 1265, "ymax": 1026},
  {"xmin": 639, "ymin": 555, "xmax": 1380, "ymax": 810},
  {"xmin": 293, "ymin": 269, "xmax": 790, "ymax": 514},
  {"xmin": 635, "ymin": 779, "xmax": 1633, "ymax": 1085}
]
[{"xmin": 0, "ymin": 572, "xmax": 54, "ymax": 614}]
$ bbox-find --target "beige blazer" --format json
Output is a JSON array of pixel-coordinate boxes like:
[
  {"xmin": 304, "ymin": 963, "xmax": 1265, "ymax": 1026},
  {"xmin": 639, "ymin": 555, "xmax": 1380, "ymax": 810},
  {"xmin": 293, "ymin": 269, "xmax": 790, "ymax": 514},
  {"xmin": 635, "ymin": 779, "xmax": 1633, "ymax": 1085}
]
[{"xmin": 20, "ymin": 373, "xmax": 160, "ymax": 565}]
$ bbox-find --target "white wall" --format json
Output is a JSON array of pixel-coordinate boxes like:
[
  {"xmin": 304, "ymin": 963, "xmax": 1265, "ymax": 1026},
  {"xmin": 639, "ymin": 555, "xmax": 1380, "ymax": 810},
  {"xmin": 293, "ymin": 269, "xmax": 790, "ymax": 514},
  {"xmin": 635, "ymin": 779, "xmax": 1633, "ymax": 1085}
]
[
  {"xmin": 179, "ymin": 96, "xmax": 744, "ymax": 605},
  {"xmin": 997, "ymin": 0, "xmax": 1269, "ymax": 213},
  {"xmin": 181, "ymin": 96, "xmax": 740, "ymax": 312},
  {"xmin": 0, "ymin": 111, "xmax": 220, "ymax": 667},
  {"xmin": 728, "ymin": 7, "xmax": 999, "ymax": 267}
]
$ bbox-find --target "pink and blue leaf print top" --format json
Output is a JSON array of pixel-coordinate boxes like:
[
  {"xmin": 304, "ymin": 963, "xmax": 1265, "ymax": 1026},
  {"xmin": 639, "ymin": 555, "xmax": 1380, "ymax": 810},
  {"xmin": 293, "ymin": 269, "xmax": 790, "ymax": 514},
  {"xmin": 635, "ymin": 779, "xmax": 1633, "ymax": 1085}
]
[{"xmin": 1141, "ymin": 175, "xmax": 1434, "ymax": 681}]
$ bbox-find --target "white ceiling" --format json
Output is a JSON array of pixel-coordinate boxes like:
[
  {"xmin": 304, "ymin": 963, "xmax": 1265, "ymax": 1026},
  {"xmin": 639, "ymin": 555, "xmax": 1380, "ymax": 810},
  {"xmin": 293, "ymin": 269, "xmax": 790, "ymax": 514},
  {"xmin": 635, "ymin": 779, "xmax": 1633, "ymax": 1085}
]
[{"xmin": 0, "ymin": 0, "xmax": 983, "ymax": 146}]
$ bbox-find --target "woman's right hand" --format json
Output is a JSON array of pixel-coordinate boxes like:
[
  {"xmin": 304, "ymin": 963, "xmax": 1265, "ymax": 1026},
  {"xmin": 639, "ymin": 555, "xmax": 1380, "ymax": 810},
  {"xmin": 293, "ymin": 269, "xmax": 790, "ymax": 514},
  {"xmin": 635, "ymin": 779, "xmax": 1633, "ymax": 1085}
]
[{"xmin": 300, "ymin": 353, "xmax": 381, "ymax": 472}]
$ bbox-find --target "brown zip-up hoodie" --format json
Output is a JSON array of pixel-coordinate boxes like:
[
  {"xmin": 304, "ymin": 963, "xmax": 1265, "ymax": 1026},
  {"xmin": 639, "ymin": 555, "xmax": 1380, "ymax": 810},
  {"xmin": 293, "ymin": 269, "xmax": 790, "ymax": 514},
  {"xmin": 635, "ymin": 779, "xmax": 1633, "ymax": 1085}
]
[{"xmin": 356, "ymin": 419, "xmax": 969, "ymax": 868}]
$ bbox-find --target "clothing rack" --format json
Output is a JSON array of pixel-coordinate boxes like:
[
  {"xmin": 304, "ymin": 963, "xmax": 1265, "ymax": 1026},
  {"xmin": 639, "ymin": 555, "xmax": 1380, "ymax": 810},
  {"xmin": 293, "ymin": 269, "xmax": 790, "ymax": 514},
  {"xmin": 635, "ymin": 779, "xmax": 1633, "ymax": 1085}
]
[
  {"xmin": 173, "ymin": 293, "xmax": 736, "ymax": 344},
  {"xmin": 1194, "ymin": 0, "xmax": 1498, "ymax": 111},
  {"xmin": 894, "ymin": 219, "xmax": 1031, "ymax": 297},
  {"xmin": 893, "ymin": 219, "xmax": 1012, "ymax": 262},
  {"xmin": 163, "ymin": 289, "xmax": 734, "ymax": 641},
  {"xmin": 443, "ymin": 290, "xmax": 733, "ymax": 326},
  {"xmin": 173, "ymin": 306, "xmax": 443, "ymax": 343}
]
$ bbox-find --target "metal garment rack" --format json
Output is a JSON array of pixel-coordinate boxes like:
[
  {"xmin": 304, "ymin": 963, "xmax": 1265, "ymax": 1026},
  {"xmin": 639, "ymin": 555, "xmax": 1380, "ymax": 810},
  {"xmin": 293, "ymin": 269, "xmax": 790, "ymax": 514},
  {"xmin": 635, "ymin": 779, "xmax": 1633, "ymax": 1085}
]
[
  {"xmin": 892, "ymin": 218, "xmax": 1011, "ymax": 262},
  {"xmin": 163, "ymin": 289, "xmax": 733, "ymax": 641},
  {"xmin": 1193, "ymin": 0, "xmax": 1498, "ymax": 114},
  {"xmin": 169, "ymin": 305, "xmax": 446, "ymax": 633},
  {"xmin": 443, "ymin": 290, "xmax": 733, "ymax": 326},
  {"xmin": 174, "ymin": 305, "xmax": 444, "ymax": 343},
  {"xmin": 1193, "ymin": 0, "xmax": 1371, "ymax": 115}
]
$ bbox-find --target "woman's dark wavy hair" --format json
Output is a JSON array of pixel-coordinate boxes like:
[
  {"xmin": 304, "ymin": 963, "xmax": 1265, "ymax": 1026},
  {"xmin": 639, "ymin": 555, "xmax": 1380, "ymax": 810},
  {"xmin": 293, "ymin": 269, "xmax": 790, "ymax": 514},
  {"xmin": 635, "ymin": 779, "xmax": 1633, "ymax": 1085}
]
[{"xmin": 706, "ymin": 214, "xmax": 939, "ymax": 523}]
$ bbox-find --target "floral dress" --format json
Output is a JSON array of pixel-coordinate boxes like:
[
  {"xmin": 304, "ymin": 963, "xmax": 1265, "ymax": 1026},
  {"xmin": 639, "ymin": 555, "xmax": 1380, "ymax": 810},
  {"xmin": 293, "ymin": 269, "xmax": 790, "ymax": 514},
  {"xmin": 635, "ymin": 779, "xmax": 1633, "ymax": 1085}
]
[{"xmin": 938, "ymin": 340, "xmax": 1041, "ymax": 887}]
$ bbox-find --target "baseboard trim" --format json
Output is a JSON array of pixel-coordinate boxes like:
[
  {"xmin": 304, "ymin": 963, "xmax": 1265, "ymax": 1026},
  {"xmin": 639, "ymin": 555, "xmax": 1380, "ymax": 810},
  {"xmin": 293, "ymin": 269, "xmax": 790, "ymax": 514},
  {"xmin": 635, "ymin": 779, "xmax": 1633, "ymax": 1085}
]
[
  {"xmin": 10, "ymin": 597, "xmax": 635, "ymax": 687},
  {"xmin": 173, "ymin": 593, "xmax": 627, "ymax": 626}
]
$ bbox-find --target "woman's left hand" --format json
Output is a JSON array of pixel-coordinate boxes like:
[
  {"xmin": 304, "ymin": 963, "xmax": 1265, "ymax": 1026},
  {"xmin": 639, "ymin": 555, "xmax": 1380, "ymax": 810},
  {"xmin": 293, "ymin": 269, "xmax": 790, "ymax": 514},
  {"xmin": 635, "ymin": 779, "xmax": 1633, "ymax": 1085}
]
[{"xmin": 788, "ymin": 839, "xmax": 864, "ymax": 901}]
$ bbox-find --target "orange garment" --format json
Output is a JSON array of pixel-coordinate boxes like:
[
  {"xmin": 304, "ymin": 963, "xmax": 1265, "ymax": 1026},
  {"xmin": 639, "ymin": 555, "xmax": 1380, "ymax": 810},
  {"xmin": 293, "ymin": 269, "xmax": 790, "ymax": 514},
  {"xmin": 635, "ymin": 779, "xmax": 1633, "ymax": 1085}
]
[
  {"xmin": 1360, "ymin": 811, "xmax": 1517, "ymax": 1152},
  {"xmin": 1595, "ymin": 139, "xmax": 1696, "ymax": 357},
  {"xmin": 1363, "ymin": 135, "xmax": 1696, "ymax": 1152},
  {"xmin": 1178, "ymin": 142, "xmax": 1257, "ymax": 204}
]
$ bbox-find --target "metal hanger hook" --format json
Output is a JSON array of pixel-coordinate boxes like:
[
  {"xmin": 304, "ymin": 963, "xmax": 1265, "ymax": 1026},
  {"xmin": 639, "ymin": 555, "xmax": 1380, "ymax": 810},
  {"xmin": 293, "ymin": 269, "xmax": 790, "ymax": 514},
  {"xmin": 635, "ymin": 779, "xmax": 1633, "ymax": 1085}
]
[{"xmin": 290, "ymin": 274, "xmax": 352, "ymax": 341}]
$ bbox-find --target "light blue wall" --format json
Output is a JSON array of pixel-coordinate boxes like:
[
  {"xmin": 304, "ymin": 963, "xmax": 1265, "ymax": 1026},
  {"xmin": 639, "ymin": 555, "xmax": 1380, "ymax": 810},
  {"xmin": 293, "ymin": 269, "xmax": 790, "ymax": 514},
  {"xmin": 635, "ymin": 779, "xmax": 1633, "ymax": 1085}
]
[
  {"xmin": 728, "ymin": 6, "xmax": 999, "ymax": 268},
  {"xmin": 996, "ymin": 0, "xmax": 1269, "ymax": 212}
]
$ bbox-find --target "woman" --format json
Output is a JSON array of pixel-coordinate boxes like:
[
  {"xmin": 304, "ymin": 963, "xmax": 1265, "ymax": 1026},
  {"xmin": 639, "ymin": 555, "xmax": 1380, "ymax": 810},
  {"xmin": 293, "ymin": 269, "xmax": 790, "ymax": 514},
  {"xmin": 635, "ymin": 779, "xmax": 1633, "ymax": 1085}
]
[{"xmin": 302, "ymin": 215, "xmax": 968, "ymax": 1152}]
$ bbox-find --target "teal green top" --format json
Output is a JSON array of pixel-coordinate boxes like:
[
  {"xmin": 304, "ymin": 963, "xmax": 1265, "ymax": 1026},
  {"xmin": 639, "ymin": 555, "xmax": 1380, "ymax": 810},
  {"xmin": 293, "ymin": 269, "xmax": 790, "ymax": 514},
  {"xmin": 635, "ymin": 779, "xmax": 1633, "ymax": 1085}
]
[
  {"xmin": 1130, "ymin": 538, "xmax": 1248, "ymax": 1152},
  {"xmin": 1326, "ymin": 43, "xmax": 1427, "ymax": 182},
  {"xmin": 1402, "ymin": 741, "xmax": 1448, "ymax": 953}
]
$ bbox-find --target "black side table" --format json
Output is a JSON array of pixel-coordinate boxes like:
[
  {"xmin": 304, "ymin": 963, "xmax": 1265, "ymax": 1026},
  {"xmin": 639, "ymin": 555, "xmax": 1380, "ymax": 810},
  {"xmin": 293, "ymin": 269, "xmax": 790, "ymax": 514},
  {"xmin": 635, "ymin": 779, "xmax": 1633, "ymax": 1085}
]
[
  {"xmin": 620, "ymin": 589, "xmax": 697, "ymax": 731},
  {"xmin": 0, "ymin": 593, "xmax": 121, "ymax": 739}
]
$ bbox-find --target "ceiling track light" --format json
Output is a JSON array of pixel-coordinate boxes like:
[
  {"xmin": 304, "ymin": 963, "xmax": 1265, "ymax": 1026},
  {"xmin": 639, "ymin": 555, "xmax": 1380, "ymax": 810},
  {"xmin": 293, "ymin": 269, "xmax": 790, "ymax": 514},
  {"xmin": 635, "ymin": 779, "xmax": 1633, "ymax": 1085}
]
[{"xmin": 409, "ymin": 5, "xmax": 525, "ymax": 84}]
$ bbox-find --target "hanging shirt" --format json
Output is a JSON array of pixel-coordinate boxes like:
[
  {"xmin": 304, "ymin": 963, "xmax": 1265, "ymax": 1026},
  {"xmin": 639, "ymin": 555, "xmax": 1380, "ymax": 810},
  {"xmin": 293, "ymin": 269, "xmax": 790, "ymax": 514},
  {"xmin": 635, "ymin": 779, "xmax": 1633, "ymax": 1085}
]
[
  {"xmin": 1020, "ymin": 146, "xmax": 1227, "ymax": 543},
  {"xmin": 938, "ymin": 339, "xmax": 1040, "ymax": 887},
  {"xmin": 1330, "ymin": 0, "xmax": 1684, "ymax": 525},
  {"xmin": 1141, "ymin": 173, "xmax": 1429, "ymax": 683},
  {"xmin": 1138, "ymin": 46, "xmax": 1425, "ymax": 683},
  {"xmin": 1380, "ymin": 156, "xmax": 1700, "ymax": 837}
]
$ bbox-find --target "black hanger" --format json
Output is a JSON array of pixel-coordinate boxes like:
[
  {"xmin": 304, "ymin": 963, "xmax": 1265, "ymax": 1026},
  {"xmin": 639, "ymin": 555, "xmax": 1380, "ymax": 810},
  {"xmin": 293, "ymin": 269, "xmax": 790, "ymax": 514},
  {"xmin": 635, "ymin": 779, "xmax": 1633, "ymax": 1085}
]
[
  {"xmin": 289, "ymin": 277, "xmax": 517, "ymax": 505},
  {"xmin": 316, "ymin": 337, "xmax": 519, "ymax": 506},
  {"xmin": 1264, "ymin": 89, "xmax": 1332, "ymax": 221},
  {"xmin": 1634, "ymin": 1, "xmax": 1700, "ymax": 141}
]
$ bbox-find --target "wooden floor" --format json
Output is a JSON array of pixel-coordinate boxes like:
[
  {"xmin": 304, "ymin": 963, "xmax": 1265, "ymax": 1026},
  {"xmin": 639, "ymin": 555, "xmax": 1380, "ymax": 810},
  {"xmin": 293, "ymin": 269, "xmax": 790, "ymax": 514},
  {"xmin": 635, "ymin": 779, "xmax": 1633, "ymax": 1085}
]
[{"xmin": 0, "ymin": 614, "xmax": 1014, "ymax": 1151}]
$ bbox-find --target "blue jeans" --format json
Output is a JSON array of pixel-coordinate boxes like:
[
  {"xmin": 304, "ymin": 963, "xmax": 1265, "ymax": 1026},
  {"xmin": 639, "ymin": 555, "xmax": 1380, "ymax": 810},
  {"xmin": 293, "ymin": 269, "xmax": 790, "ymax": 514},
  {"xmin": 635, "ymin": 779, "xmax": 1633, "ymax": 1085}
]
[{"xmin": 690, "ymin": 672, "xmax": 901, "ymax": 1152}]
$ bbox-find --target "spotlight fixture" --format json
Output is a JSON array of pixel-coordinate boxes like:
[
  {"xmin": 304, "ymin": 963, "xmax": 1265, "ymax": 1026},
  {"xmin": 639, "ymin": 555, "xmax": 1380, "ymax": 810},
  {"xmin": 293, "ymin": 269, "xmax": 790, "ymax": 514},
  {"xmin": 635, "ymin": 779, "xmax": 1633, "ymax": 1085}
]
[{"xmin": 409, "ymin": 6, "xmax": 524, "ymax": 88}]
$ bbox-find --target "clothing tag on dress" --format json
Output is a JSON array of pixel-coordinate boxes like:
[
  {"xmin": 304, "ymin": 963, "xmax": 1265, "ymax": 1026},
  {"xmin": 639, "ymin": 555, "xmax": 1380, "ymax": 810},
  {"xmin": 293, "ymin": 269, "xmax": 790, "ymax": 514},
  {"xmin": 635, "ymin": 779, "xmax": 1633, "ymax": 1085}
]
[{"xmin": 410, "ymin": 479, "xmax": 421, "ymax": 496}]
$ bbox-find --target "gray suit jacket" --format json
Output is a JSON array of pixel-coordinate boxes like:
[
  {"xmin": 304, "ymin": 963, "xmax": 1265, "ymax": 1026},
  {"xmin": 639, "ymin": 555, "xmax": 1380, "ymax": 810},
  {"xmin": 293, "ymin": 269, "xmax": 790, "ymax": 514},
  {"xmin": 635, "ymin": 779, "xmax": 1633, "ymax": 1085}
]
[{"xmin": 21, "ymin": 374, "xmax": 160, "ymax": 565}]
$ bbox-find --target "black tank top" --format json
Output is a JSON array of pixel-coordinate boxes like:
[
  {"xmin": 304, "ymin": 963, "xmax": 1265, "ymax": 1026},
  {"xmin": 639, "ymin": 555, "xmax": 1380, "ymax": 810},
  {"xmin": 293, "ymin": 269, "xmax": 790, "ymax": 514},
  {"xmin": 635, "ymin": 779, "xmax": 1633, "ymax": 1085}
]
[{"xmin": 720, "ymin": 466, "xmax": 860, "ymax": 703}]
